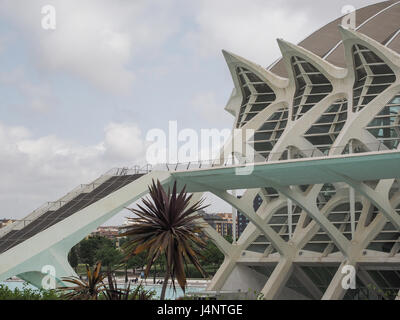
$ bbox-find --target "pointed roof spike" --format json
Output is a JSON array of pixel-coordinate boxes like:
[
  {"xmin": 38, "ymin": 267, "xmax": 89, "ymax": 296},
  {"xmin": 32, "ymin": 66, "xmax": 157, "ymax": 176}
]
[
  {"xmin": 276, "ymin": 38, "xmax": 347, "ymax": 80},
  {"xmin": 338, "ymin": 25, "xmax": 400, "ymax": 67},
  {"xmin": 221, "ymin": 49, "xmax": 289, "ymax": 89}
]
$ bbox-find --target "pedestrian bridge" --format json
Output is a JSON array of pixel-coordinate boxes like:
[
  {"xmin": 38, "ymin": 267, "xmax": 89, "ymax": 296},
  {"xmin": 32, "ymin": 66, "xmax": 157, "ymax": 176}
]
[{"xmin": 0, "ymin": 150, "xmax": 399, "ymax": 289}]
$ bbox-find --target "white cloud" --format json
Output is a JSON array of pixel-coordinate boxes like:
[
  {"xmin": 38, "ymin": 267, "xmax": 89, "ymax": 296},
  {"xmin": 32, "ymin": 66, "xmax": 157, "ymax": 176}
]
[
  {"xmin": 191, "ymin": 91, "xmax": 233, "ymax": 127},
  {"xmin": 0, "ymin": 68, "xmax": 55, "ymax": 112},
  {"xmin": 0, "ymin": 121, "xmax": 146, "ymax": 220},
  {"xmin": 184, "ymin": 0, "xmax": 314, "ymax": 66},
  {"xmin": 0, "ymin": 121, "xmax": 231, "ymax": 224},
  {"xmin": 183, "ymin": 0, "xmax": 380, "ymax": 67},
  {"xmin": 103, "ymin": 122, "xmax": 145, "ymax": 163},
  {"xmin": 0, "ymin": 0, "xmax": 179, "ymax": 94}
]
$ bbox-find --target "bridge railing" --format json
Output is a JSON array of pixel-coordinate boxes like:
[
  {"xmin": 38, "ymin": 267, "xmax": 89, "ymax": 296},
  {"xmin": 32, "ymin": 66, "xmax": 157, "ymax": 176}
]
[
  {"xmin": 0, "ymin": 173, "xmax": 119, "ymax": 238},
  {"xmin": 107, "ymin": 140, "xmax": 399, "ymax": 174},
  {"xmin": 1, "ymin": 140, "xmax": 398, "ymax": 239}
]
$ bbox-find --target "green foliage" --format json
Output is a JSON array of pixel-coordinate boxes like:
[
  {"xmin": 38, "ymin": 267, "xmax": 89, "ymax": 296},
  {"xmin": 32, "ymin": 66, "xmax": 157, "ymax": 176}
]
[
  {"xmin": 224, "ymin": 235, "xmax": 233, "ymax": 244},
  {"xmin": 102, "ymin": 282, "xmax": 156, "ymax": 300},
  {"xmin": 68, "ymin": 235, "xmax": 119, "ymax": 270},
  {"xmin": 95, "ymin": 246, "xmax": 123, "ymax": 270},
  {"xmin": 77, "ymin": 236, "xmax": 114, "ymax": 266},
  {"xmin": 184, "ymin": 264, "xmax": 218, "ymax": 279},
  {"xmin": 0, "ymin": 283, "xmax": 59, "ymax": 300},
  {"xmin": 58, "ymin": 262, "xmax": 106, "ymax": 300},
  {"xmin": 366, "ymin": 283, "xmax": 399, "ymax": 300},
  {"xmin": 121, "ymin": 179, "xmax": 209, "ymax": 300},
  {"xmin": 202, "ymin": 239, "xmax": 224, "ymax": 266},
  {"xmin": 126, "ymin": 250, "xmax": 147, "ymax": 270},
  {"xmin": 68, "ymin": 246, "xmax": 79, "ymax": 270},
  {"xmin": 129, "ymin": 284, "xmax": 156, "ymax": 300}
]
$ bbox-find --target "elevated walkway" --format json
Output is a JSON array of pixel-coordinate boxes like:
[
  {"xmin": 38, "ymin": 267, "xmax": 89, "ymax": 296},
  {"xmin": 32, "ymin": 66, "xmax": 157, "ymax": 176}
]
[
  {"xmin": 0, "ymin": 150, "xmax": 399, "ymax": 288},
  {"xmin": 0, "ymin": 169, "xmax": 171, "ymax": 287}
]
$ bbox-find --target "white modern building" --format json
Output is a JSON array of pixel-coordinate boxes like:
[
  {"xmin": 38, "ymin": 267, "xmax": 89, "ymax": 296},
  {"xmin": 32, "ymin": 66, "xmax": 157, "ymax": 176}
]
[
  {"xmin": 1, "ymin": 1, "xmax": 400, "ymax": 300},
  {"xmin": 206, "ymin": 1, "xmax": 400, "ymax": 300}
]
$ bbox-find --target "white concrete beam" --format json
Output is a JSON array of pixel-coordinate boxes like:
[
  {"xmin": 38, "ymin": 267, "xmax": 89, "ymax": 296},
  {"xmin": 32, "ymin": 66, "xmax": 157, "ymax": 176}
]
[
  {"xmin": 254, "ymin": 175, "xmax": 351, "ymax": 256},
  {"xmin": 322, "ymin": 260, "xmax": 354, "ymax": 300},
  {"xmin": 293, "ymin": 265, "xmax": 323, "ymax": 299},
  {"xmin": 260, "ymin": 258, "xmax": 294, "ymax": 300},
  {"xmin": 209, "ymin": 188, "xmax": 293, "ymax": 257}
]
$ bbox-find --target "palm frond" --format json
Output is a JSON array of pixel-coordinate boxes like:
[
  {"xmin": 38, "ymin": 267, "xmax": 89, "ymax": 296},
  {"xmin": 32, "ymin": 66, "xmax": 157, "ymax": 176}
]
[{"xmin": 119, "ymin": 179, "xmax": 209, "ymax": 299}]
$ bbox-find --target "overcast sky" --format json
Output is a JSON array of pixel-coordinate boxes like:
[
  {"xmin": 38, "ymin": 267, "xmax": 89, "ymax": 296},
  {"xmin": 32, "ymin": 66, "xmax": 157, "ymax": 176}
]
[{"xmin": 0, "ymin": 0, "xmax": 380, "ymax": 225}]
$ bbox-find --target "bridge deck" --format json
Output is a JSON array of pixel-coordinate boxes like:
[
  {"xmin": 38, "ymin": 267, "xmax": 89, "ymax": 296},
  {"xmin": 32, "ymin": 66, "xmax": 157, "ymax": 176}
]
[
  {"xmin": 0, "ymin": 174, "xmax": 143, "ymax": 254},
  {"xmin": 1, "ymin": 151, "xmax": 400, "ymax": 255},
  {"xmin": 172, "ymin": 151, "xmax": 400, "ymax": 192}
]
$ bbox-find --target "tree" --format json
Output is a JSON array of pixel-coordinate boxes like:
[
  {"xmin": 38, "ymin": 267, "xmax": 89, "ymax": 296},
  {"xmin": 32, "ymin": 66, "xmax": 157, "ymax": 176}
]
[
  {"xmin": 120, "ymin": 179, "xmax": 209, "ymax": 300},
  {"xmin": 78, "ymin": 236, "xmax": 114, "ymax": 266},
  {"xmin": 95, "ymin": 246, "xmax": 122, "ymax": 272},
  {"xmin": 126, "ymin": 250, "xmax": 147, "ymax": 275},
  {"xmin": 68, "ymin": 246, "xmax": 79, "ymax": 272},
  {"xmin": 202, "ymin": 239, "xmax": 224, "ymax": 266},
  {"xmin": 224, "ymin": 235, "xmax": 233, "ymax": 244}
]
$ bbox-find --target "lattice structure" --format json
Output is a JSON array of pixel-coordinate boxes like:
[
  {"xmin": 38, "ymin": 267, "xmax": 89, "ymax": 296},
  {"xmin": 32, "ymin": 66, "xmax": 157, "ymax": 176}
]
[
  {"xmin": 236, "ymin": 67, "xmax": 276, "ymax": 128},
  {"xmin": 291, "ymin": 56, "xmax": 332, "ymax": 120},
  {"xmin": 250, "ymin": 107, "xmax": 289, "ymax": 158},
  {"xmin": 352, "ymin": 44, "xmax": 396, "ymax": 112},
  {"xmin": 2, "ymin": 1, "xmax": 400, "ymax": 301},
  {"xmin": 304, "ymin": 99, "xmax": 348, "ymax": 154},
  {"xmin": 208, "ymin": 2, "xmax": 400, "ymax": 300},
  {"xmin": 366, "ymin": 93, "xmax": 400, "ymax": 149}
]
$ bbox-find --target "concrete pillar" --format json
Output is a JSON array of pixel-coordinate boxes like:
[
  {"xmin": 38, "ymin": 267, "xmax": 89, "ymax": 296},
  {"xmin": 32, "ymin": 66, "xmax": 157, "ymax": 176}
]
[
  {"xmin": 260, "ymin": 258, "xmax": 293, "ymax": 300},
  {"xmin": 293, "ymin": 265, "xmax": 323, "ymax": 299},
  {"xmin": 322, "ymin": 260, "xmax": 355, "ymax": 300},
  {"xmin": 207, "ymin": 257, "xmax": 238, "ymax": 292}
]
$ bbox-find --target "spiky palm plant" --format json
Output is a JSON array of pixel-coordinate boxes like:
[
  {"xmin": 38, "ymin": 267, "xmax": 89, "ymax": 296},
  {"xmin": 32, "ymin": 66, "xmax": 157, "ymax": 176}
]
[
  {"xmin": 120, "ymin": 179, "xmax": 208, "ymax": 300},
  {"xmin": 58, "ymin": 262, "xmax": 106, "ymax": 300},
  {"xmin": 103, "ymin": 275, "xmax": 156, "ymax": 300},
  {"xmin": 102, "ymin": 271, "xmax": 131, "ymax": 300}
]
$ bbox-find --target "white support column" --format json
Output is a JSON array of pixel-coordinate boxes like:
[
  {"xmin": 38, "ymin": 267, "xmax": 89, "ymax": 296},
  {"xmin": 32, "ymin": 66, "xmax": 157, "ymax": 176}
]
[
  {"xmin": 349, "ymin": 140, "xmax": 356, "ymax": 239},
  {"xmin": 188, "ymin": 192, "xmax": 233, "ymax": 256},
  {"xmin": 231, "ymin": 152, "xmax": 237, "ymax": 243},
  {"xmin": 390, "ymin": 239, "xmax": 400, "ymax": 257},
  {"xmin": 287, "ymin": 147, "xmax": 293, "ymax": 239},
  {"xmin": 204, "ymin": 187, "xmax": 286, "ymax": 294},
  {"xmin": 209, "ymin": 188, "xmax": 293, "ymax": 257},
  {"xmin": 202, "ymin": 222, "xmax": 233, "ymax": 257},
  {"xmin": 288, "ymin": 199, "xmax": 293, "ymax": 239},
  {"xmin": 322, "ymin": 260, "xmax": 355, "ymax": 300},
  {"xmin": 232, "ymin": 189, "xmax": 237, "ymax": 244},
  {"xmin": 349, "ymin": 187, "xmax": 356, "ymax": 239},
  {"xmin": 207, "ymin": 257, "xmax": 238, "ymax": 291},
  {"xmin": 293, "ymin": 265, "xmax": 323, "ymax": 300},
  {"xmin": 260, "ymin": 257, "xmax": 294, "ymax": 300},
  {"xmin": 331, "ymin": 174, "xmax": 400, "ymax": 231},
  {"xmin": 254, "ymin": 175, "xmax": 351, "ymax": 256}
]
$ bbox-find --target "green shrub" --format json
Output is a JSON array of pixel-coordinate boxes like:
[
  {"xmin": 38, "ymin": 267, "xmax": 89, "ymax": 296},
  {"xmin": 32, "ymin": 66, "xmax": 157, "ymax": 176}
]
[{"xmin": 0, "ymin": 283, "xmax": 60, "ymax": 300}]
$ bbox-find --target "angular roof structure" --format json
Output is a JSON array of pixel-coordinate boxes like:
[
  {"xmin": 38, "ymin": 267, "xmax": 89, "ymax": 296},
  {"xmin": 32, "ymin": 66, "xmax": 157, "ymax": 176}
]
[{"xmin": 270, "ymin": 0, "xmax": 400, "ymax": 77}]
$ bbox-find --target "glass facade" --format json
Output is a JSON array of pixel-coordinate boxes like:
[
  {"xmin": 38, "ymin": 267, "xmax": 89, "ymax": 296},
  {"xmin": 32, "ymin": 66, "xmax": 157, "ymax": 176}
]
[
  {"xmin": 366, "ymin": 93, "xmax": 400, "ymax": 149},
  {"xmin": 235, "ymin": 67, "xmax": 276, "ymax": 128},
  {"xmin": 352, "ymin": 44, "xmax": 396, "ymax": 112},
  {"xmin": 291, "ymin": 56, "xmax": 333, "ymax": 121}
]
